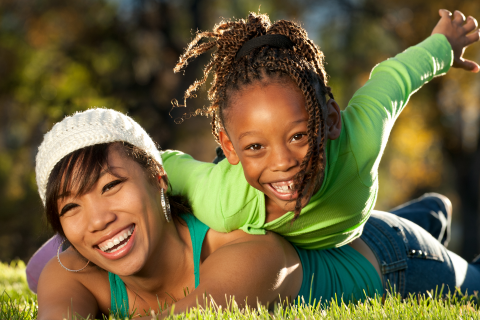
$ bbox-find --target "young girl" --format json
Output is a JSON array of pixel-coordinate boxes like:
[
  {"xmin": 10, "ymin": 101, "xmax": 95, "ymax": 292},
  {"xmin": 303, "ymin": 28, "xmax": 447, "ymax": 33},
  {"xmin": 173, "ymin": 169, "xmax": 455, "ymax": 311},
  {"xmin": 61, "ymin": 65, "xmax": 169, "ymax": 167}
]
[{"xmin": 161, "ymin": 9, "xmax": 479, "ymax": 249}]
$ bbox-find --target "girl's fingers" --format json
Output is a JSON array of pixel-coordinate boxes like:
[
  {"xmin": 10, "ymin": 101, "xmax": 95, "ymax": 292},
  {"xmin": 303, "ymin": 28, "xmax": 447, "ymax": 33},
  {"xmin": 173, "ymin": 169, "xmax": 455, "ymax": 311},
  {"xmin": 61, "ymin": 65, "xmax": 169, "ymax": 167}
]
[
  {"xmin": 463, "ymin": 16, "xmax": 479, "ymax": 34},
  {"xmin": 466, "ymin": 29, "xmax": 480, "ymax": 45},
  {"xmin": 456, "ymin": 58, "xmax": 480, "ymax": 73},
  {"xmin": 439, "ymin": 9, "xmax": 452, "ymax": 19},
  {"xmin": 453, "ymin": 10, "xmax": 466, "ymax": 25}
]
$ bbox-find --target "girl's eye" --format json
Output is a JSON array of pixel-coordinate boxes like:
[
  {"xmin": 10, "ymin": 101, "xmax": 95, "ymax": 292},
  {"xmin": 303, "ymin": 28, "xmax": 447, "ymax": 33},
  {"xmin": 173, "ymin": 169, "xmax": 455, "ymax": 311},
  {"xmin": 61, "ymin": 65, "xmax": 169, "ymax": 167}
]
[
  {"xmin": 246, "ymin": 144, "xmax": 263, "ymax": 151},
  {"xmin": 60, "ymin": 203, "xmax": 79, "ymax": 217},
  {"xmin": 291, "ymin": 133, "xmax": 307, "ymax": 142},
  {"xmin": 102, "ymin": 179, "xmax": 124, "ymax": 194}
]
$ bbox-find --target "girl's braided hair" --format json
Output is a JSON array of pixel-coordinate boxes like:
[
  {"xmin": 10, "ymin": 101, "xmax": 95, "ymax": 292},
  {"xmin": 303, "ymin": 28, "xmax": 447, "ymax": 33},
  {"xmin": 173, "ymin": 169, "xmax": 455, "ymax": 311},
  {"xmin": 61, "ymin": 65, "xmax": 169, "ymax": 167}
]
[{"xmin": 174, "ymin": 12, "xmax": 334, "ymax": 219}]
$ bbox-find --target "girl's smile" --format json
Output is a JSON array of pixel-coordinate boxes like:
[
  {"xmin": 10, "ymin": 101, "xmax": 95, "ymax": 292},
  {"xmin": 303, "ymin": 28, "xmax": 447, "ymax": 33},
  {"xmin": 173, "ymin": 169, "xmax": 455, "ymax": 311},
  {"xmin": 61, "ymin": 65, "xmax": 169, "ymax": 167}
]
[{"xmin": 267, "ymin": 180, "xmax": 298, "ymax": 200}]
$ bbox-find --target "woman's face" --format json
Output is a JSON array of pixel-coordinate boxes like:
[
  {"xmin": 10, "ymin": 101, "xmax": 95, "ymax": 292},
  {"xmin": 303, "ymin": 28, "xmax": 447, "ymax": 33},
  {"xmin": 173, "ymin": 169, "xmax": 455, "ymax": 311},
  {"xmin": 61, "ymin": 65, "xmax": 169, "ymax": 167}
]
[{"xmin": 57, "ymin": 146, "xmax": 166, "ymax": 276}]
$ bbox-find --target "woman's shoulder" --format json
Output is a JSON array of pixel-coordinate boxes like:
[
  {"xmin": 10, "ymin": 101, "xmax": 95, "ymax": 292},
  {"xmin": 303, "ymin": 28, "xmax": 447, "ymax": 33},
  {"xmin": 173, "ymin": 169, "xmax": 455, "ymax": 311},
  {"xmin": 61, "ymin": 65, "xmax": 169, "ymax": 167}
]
[
  {"xmin": 196, "ymin": 228, "xmax": 303, "ymax": 305},
  {"xmin": 37, "ymin": 248, "xmax": 111, "ymax": 318},
  {"xmin": 204, "ymin": 227, "xmax": 288, "ymax": 256}
]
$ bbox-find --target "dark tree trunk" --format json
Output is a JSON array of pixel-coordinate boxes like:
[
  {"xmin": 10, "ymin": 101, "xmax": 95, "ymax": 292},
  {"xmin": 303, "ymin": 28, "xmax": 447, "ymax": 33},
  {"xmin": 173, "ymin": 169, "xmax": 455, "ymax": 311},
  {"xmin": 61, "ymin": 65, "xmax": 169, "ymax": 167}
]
[{"xmin": 453, "ymin": 143, "xmax": 480, "ymax": 260}]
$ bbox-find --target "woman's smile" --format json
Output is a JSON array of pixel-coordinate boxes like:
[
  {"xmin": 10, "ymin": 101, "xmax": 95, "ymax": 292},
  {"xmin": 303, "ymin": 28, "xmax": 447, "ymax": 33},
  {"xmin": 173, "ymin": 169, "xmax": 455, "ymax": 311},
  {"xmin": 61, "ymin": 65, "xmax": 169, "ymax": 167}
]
[{"xmin": 96, "ymin": 224, "xmax": 136, "ymax": 259}]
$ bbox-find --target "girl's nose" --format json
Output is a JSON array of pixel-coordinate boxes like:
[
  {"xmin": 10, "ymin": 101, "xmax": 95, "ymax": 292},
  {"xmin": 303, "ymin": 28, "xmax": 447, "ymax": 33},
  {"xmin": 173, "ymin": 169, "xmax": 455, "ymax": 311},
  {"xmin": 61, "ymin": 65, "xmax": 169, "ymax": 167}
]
[{"xmin": 269, "ymin": 146, "xmax": 299, "ymax": 172}]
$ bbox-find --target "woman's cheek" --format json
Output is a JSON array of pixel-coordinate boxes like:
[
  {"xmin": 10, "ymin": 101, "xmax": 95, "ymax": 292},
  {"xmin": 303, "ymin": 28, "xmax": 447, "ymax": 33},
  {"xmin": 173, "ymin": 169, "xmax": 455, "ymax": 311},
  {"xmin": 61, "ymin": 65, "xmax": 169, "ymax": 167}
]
[{"xmin": 62, "ymin": 215, "xmax": 88, "ymax": 243}]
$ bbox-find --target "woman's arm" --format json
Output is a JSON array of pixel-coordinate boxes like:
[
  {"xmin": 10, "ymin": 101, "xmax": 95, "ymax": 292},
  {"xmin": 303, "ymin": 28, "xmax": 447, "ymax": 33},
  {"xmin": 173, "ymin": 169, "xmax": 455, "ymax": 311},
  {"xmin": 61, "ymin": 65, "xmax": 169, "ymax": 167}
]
[
  {"xmin": 37, "ymin": 250, "xmax": 102, "ymax": 320},
  {"xmin": 159, "ymin": 231, "xmax": 303, "ymax": 317}
]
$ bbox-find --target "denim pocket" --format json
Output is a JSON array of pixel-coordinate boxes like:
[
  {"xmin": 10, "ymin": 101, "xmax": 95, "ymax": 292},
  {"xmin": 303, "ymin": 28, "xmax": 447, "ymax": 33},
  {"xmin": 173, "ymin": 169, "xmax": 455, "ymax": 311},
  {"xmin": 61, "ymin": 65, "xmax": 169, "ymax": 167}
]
[{"xmin": 392, "ymin": 219, "xmax": 445, "ymax": 263}]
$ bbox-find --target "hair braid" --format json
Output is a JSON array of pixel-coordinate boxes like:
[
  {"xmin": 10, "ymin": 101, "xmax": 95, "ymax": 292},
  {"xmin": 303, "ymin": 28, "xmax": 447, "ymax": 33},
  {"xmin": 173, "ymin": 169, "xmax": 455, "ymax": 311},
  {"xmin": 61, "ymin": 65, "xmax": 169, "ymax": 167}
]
[{"xmin": 174, "ymin": 12, "xmax": 333, "ymax": 220}]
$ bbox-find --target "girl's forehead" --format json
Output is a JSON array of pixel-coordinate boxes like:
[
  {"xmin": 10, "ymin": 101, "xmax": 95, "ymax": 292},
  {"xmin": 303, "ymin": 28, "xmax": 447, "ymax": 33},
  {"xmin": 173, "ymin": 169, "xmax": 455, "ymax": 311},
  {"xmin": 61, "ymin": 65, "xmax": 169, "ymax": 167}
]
[
  {"xmin": 231, "ymin": 81, "xmax": 305, "ymax": 112},
  {"xmin": 225, "ymin": 82, "xmax": 308, "ymax": 137}
]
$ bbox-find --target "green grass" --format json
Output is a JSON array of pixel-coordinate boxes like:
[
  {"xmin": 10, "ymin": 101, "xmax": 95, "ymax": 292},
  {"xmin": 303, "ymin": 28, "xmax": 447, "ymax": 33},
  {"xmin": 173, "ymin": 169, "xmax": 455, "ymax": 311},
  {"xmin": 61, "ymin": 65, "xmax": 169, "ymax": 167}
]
[
  {"xmin": 0, "ymin": 260, "xmax": 37, "ymax": 320},
  {"xmin": 1, "ymin": 260, "xmax": 479, "ymax": 319}
]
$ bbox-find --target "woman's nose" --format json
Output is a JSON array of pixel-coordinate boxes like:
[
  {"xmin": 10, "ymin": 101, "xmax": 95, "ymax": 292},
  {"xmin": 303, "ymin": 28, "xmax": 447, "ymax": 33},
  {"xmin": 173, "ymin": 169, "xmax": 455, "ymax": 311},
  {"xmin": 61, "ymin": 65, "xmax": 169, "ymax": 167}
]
[
  {"xmin": 269, "ymin": 146, "xmax": 299, "ymax": 172},
  {"xmin": 84, "ymin": 198, "xmax": 117, "ymax": 232}
]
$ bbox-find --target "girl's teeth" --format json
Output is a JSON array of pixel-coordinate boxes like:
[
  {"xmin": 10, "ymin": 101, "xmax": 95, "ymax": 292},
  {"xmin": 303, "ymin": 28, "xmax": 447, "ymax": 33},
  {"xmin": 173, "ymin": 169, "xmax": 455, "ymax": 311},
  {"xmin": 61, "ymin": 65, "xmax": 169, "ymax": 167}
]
[
  {"xmin": 113, "ymin": 238, "xmax": 120, "ymax": 245},
  {"xmin": 271, "ymin": 182, "xmax": 294, "ymax": 194}
]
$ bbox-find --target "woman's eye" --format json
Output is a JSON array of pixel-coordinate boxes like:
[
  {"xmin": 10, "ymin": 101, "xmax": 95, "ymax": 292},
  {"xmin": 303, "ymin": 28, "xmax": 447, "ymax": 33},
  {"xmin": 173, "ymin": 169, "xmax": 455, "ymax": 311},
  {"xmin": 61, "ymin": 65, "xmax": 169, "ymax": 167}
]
[
  {"xmin": 60, "ymin": 203, "xmax": 79, "ymax": 217},
  {"xmin": 291, "ymin": 133, "xmax": 307, "ymax": 142},
  {"xmin": 246, "ymin": 144, "xmax": 263, "ymax": 151},
  {"xmin": 102, "ymin": 179, "xmax": 124, "ymax": 194}
]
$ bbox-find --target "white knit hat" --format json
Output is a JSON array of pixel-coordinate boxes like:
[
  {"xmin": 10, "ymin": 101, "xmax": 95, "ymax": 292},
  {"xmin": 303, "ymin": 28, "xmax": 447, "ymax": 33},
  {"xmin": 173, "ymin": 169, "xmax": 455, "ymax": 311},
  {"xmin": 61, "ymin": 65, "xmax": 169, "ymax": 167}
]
[{"xmin": 35, "ymin": 108, "xmax": 162, "ymax": 205}]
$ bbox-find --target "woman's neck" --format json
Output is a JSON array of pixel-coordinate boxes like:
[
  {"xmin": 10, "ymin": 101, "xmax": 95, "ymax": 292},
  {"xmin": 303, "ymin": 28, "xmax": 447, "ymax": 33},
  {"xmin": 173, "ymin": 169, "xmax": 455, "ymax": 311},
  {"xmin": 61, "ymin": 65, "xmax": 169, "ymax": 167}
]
[{"xmin": 119, "ymin": 219, "xmax": 196, "ymax": 301}]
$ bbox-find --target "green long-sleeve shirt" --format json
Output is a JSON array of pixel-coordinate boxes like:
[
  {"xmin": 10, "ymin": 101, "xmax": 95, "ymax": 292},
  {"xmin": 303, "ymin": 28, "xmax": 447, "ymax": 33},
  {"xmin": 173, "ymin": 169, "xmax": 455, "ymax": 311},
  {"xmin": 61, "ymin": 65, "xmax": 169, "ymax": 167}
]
[{"xmin": 162, "ymin": 34, "xmax": 453, "ymax": 250}]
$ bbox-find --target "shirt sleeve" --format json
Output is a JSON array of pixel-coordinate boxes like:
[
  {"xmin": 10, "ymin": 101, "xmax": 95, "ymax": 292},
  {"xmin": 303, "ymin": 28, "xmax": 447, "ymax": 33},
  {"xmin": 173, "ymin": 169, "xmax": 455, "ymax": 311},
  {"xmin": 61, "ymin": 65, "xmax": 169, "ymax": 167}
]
[
  {"xmin": 161, "ymin": 150, "xmax": 264, "ymax": 233},
  {"xmin": 342, "ymin": 33, "xmax": 452, "ymax": 186}
]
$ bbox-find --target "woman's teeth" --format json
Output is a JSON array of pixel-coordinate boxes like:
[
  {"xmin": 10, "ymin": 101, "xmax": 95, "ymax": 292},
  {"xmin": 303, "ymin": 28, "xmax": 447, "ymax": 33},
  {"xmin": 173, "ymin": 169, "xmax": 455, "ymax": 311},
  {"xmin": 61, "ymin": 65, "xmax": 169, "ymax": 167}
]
[
  {"xmin": 271, "ymin": 181, "xmax": 294, "ymax": 194},
  {"xmin": 99, "ymin": 225, "xmax": 135, "ymax": 253}
]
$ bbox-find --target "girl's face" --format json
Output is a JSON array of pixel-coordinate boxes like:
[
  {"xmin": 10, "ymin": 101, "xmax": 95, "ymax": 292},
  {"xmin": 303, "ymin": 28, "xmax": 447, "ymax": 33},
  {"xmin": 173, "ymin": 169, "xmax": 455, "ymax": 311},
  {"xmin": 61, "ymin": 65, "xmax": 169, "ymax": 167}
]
[
  {"xmin": 219, "ymin": 81, "xmax": 312, "ymax": 214},
  {"xmin": 57, "ymin": 147, "xmax": 166, "ymax": 276}
]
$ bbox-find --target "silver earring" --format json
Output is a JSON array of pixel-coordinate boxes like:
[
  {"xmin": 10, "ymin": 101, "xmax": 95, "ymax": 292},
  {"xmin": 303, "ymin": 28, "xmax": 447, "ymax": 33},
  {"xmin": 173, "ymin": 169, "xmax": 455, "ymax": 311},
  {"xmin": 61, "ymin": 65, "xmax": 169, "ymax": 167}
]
[
  {"xmin": 161, "ymin": 189, "xmax": 172, "ymax": 223},
  {"xmin": 57, "ymin": 238, "xmax": 90, "ymax": 272}
]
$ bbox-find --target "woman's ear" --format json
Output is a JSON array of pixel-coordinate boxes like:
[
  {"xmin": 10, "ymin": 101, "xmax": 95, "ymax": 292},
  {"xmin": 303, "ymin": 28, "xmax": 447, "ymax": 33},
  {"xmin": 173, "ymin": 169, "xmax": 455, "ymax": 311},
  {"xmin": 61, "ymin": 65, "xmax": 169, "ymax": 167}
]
[
  {"xmin": 218, "ymin": 129, "xmax": 240, "ymax": 165},
  {"xmin": 326, "ymin": 99, "xmax": 342, "ymax": 140},
  {"xmin": 158, "ymin": 174, "xmax": 168, "ymax": 191}
]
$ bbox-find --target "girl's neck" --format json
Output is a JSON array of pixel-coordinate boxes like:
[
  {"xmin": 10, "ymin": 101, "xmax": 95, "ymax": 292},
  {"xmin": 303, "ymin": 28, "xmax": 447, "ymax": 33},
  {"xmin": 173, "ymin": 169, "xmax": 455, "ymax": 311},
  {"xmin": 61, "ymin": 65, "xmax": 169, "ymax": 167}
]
[{"xmin": 265, "ymin": 197, "xmax": 290, "ymax": 223}]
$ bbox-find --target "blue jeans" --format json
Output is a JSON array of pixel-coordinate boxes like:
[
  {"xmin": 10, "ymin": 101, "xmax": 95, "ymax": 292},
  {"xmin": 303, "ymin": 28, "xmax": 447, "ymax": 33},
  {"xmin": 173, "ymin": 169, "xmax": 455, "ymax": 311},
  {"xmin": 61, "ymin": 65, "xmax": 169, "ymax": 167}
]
[{"xmin": 362, "ymin": 195, "xmax": 480, "ymax": 297}]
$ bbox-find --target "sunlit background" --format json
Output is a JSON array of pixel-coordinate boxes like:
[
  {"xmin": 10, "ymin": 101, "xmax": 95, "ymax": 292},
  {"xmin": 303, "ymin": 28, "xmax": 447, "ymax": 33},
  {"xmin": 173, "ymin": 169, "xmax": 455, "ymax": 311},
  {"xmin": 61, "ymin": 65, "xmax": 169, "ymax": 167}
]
[{"xmin": 1, "ymin": 0, "xmax": 479, "ymax": 264}]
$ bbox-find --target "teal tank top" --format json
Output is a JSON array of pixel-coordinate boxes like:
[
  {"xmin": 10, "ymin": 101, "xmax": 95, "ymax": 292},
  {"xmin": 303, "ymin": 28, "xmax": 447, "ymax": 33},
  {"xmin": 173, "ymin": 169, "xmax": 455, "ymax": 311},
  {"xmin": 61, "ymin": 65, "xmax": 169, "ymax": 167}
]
[
  {"xmin": 109, "ymin": 215, "xmax": 382, "ymax": 316},
  {"xmin": 293, "ymin": 244, "xmax": 383, "ymax": 305},
  {"xmin": 108, "ymin": 214, "xmax": 209, "ymax": 318}
]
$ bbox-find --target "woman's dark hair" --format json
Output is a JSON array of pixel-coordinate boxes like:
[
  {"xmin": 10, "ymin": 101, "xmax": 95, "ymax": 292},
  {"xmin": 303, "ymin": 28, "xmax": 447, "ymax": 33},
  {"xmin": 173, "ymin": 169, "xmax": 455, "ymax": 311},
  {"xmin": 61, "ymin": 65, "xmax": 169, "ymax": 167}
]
[
  {"xmin": 45, "ymin": 142, "xmax": 190, "ymax": 238},
  {"xmin": 174, "ymin": 12, "xmax": 333, "ymax": 219}
]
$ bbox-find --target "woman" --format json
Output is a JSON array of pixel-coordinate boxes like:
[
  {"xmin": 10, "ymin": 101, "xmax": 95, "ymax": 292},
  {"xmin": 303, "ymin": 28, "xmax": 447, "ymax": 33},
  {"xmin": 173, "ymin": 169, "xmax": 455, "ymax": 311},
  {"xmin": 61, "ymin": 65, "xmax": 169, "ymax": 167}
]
[{"xmin": 36, "ymin": 109, "xmax": 480, "ymax": 320}]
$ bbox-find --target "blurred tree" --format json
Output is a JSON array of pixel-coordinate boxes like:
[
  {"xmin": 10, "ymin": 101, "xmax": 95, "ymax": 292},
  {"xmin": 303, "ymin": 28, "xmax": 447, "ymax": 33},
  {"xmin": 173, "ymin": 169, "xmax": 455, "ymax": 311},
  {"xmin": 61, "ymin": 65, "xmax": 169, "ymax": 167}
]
[{"xmin": 1, "ymin": 0, "xmax": 479, "ymax": 262}]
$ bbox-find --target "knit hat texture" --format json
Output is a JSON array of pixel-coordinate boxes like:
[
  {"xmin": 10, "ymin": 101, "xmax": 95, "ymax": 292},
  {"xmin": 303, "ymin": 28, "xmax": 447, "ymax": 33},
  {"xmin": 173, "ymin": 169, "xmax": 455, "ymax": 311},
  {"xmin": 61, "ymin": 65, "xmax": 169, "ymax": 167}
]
[{"xmin": 36, "ymin": 108, "xmax": 162, "ymax": 205}]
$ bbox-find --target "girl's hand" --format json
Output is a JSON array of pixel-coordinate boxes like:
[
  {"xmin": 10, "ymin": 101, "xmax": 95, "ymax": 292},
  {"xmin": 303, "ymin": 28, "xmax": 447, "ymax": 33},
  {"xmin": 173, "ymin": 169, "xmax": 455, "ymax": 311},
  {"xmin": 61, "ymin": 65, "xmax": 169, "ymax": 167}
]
[{"xmin": 432, "ymin": 9, "xmax": 480, "ymax": 73}]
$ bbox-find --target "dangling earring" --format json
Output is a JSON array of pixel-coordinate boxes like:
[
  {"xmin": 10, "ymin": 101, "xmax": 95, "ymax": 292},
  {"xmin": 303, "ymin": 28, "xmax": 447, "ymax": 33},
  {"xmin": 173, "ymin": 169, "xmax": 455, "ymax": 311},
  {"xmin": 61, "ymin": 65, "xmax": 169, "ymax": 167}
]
[
  {"xmin": 161, "ymin": 188, "xmax": 172, "ymax": 223},
  {"xmin": 57, "ymin": 238, "xmax": 90, "ymax": 272}
]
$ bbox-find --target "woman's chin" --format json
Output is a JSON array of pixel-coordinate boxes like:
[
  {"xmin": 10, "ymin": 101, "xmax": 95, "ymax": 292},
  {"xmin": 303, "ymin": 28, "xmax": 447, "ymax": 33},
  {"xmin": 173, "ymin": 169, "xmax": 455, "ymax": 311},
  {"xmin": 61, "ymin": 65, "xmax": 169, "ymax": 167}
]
[{"xmin": 97, "ymin": 253, "xmax": 148, "ymax": 277}]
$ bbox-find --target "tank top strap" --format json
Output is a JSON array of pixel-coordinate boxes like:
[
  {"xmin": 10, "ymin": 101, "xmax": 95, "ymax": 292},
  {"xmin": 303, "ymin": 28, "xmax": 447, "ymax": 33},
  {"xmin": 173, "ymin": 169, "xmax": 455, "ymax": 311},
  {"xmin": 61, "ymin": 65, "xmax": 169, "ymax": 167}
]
[
  {"xmin": 108, "ymin": 272, "xmax": 129, "ymax": 319},
  {"xmin": 181, "ymin": 213, "xmax": 210, "ymax": 288},
  {"xmin": 107, "ymin": 213, "xmax": 209, "ymax": 317}
]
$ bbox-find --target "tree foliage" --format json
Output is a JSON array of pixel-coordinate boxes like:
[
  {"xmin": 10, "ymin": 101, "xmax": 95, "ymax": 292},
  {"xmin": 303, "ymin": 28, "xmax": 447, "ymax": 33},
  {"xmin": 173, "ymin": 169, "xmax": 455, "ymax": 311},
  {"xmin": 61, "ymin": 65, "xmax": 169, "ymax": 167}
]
[{"xmin": 0, "ymin": 0, "xmax": 479, "ymax": 261}]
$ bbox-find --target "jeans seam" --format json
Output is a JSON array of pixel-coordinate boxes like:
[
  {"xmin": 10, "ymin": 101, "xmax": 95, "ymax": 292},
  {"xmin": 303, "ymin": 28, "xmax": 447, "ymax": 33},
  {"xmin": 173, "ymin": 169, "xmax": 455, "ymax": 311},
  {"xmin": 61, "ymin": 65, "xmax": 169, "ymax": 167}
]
[{"xmin": 364, "ymin": 215, "xmax": 408, "ymax": 296}]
